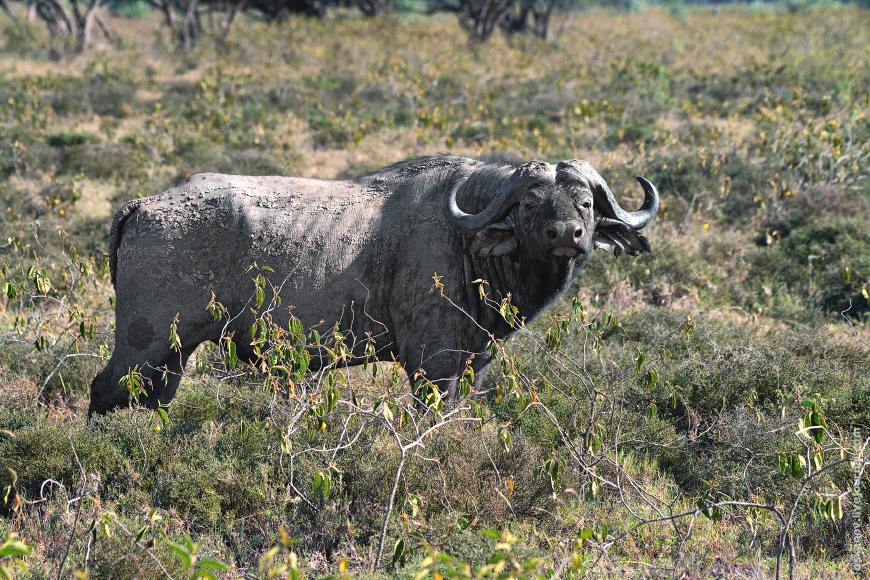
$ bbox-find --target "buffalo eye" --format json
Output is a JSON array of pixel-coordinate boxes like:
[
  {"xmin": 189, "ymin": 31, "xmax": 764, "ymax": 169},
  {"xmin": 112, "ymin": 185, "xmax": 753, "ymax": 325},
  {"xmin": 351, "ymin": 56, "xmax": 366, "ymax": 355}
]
[
  {"xmin": 579, "ymin": 200, "xmax": 592, "ymax": 210},
  {"xmin": 523, "ymin": 195, "xmax": 542, "ymax": 210}
]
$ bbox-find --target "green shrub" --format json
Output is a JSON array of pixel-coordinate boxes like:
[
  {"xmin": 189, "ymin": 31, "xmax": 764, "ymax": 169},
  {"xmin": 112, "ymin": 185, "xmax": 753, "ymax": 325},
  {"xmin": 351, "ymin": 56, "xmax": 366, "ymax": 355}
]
[
  {"xmin": 749, "ymin": 215, "xmax": 870, "ymax": 316},
  {"xmin": 47, "ymin": 132, "xmax": 102, "ymax": 148}
]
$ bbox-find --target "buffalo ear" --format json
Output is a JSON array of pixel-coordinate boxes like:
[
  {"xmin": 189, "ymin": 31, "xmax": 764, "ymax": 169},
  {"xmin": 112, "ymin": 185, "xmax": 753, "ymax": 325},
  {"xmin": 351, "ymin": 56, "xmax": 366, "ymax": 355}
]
[
  {"xmin": 594, "ymin": 219, "xmax": 651, "ymax": 256},
  {"xmin": 471, "ymin": 224, "xmax": 518, "ymax": 257}
]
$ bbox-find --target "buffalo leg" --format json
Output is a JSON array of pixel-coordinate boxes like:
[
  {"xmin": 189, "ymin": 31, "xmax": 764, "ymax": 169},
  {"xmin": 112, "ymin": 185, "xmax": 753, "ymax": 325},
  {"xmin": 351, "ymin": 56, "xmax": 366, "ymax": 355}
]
[
  {"xmin": 89, "ymin": 308, "xmax": 214, "ymax": 415},
  {"xmin": 401, "ymin": 339, "xmax": 468, "ymax": 402},
  {"xmin": 88, "ymin": 342, "xmax": 198, "ymax": 415},
  {"xmin": 136, "ymin": 344, "xmax": 198, "ymax": 409}
]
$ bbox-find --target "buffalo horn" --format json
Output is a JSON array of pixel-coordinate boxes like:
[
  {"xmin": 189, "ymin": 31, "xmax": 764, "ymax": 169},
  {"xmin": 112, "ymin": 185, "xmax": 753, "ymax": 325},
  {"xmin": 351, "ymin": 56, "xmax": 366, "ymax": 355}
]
[
  {"xmin": 443, "ymin": 176, "xmax": 525, "ymax": 232},
  {"xmin": 444, "ymin": 161, "xmax": 556, "ymax": 232},
  {"xmin": 595, "ymin": 176, "xmax": 660, "ymax": 230}
]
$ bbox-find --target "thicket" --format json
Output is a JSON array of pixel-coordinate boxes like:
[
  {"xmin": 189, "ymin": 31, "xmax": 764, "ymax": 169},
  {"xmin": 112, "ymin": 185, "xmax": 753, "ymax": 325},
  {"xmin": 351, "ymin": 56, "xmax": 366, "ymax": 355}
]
[{"xmin": 1, "ymin": 6, "xmax": 870, "ymax": 580}]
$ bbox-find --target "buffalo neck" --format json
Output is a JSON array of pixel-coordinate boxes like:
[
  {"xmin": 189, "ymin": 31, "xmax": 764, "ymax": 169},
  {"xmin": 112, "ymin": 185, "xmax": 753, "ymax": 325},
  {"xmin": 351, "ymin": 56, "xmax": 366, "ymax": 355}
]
[{"xmin": 464, "ymin": 250, "xmax": 575, "ymax": 339}]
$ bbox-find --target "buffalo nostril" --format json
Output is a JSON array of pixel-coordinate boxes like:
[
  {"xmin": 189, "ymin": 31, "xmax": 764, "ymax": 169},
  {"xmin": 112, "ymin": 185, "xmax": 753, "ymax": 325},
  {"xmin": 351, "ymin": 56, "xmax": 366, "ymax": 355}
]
[
  {"xmin": 573, "ymin": 227, "xmax": 583, "ymax": 240},
  {"xmin": 547, "ymin": 227, "xmax": 558, "ymax": 240}
]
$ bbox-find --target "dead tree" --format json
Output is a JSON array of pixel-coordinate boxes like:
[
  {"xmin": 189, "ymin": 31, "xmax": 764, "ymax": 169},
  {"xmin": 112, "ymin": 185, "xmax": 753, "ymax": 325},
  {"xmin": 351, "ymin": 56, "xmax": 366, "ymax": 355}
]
[
  {"xmin": 500, "ymin": 0, "xmax": 558, "ymax": 39},
  {"xmin": 143, "ymin": 0, "xmax": 335, "ymax": 48},
  {"xmin": 355, "ymin": 0, "xmax": 393, "ymax": 16},
  {"xmin": 22, "ymin": 0, "xmax": 114, "ymax": 52},
  {"xmin": 429, "ymin": 0, "xmax": 516, "ymax": 44}
]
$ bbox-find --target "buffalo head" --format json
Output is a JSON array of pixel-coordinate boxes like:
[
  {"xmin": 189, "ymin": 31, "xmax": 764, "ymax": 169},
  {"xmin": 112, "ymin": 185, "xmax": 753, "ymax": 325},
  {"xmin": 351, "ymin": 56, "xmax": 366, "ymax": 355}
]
[{"xmin": 442, "ymin": 159, "xmax": 659, "ymax": 277}]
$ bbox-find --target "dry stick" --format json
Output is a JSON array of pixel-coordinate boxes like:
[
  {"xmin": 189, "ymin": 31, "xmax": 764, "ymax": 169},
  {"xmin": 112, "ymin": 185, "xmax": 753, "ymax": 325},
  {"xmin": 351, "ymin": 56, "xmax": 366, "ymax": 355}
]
[
  {"xmin": 840, "ymin": 302, "xmax": 870, "ymax": 351},
  {"xmin": 105, "ymin": 514, "xmax": 177, "ymax": 580},
  {"xmin": 372, "ymin": 408, "xmax": 478, "ymax": 569},
  {"xmin": 779, "ymin": 457, "xmax": 854, "ymax": 580},
  {"xmin": 56, "ymin": 437, "xmax": 88, "ymax": 580},
  {"xmin": 574, "ymin": 501, "xmax": 787, "ymax": 580},
  {"xmin": 35, "ymin": 341, "xmax": 78, "ymax": 401},
  {"xmin": 374, "ymin": 446, "xmax": 406, "ymax": 571}
]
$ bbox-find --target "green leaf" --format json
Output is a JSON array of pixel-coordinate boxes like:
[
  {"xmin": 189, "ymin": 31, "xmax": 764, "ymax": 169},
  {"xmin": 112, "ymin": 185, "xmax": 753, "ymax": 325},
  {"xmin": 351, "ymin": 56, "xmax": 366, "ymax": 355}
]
[
  {"xmin": 227, "ymin": 341, "xmax": 238, "ymax": 369},
  {"xmin": 645, "ymin": 368, "xmax": 658, "ymax": 390},
  {"xmin": 198, "ymin": 558, "xmax": 231, "ymax": 571},
  {"xmin": 166, "ymin": 541, "xmax": 192, "ymax": 568},
  {"xmin": 0, "ymin": 542, "xmax": 31, "ymax": 558},
  {"xmin": 322, "ymin": 473, "xmax": 331, "ymax": 499},
  {"xmin": 392, "ymin": 539, "xmax": 405, "ymax": 565}
]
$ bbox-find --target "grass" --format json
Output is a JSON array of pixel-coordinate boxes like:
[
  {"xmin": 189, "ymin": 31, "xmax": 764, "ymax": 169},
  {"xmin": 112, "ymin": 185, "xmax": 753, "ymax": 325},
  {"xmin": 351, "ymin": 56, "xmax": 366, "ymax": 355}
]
[{"xmin": 1, "ymin": 4, "xmax": 870, "ymax": 579}]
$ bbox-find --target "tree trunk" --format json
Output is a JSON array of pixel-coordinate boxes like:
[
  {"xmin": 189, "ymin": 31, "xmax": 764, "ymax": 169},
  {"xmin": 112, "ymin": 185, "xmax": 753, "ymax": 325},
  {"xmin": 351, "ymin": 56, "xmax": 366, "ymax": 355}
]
[
  {"xmin": 94, "ymin": 9, "xmax": 114, "ymax": 40},
  {"xmin": 78, "ymin": 0, "xmax": 101, "ymax": 50},
  {"xmin": 0, "ymin": 0, "xmax": 19, "ymax": 22},
  {"xmin": 69, "ymin": 0, "xmax": 84, "ymax": 26},
  {"xmin": 220, "ymin": 0, "xmax": 247, "ymax": 42},
  {"xmin": 42, "ymin": 0, "xmax": 77, "ymax": 35},
  {"xmin": 182, "ymin": 0, "xmax": 200, "ymax": 49}
]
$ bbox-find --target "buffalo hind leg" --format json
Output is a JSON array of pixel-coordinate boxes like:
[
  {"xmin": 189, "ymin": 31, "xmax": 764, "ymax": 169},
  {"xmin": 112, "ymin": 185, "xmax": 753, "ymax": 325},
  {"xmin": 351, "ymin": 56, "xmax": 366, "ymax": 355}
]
[
  {"xmin": 137, "ymin": 344, "xmax": 198, "ymax": 410},
  {"xmin": 89, "ymin": 343, "xmax": 199, "ymax": 416}
]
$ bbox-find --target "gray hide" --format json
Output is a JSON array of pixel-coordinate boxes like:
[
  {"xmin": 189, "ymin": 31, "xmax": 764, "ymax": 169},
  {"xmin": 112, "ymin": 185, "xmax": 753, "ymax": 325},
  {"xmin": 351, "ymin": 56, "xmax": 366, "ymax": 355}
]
[{"xmin": 89, "ymin": 155, "xmax": 659, "ymax": 414}]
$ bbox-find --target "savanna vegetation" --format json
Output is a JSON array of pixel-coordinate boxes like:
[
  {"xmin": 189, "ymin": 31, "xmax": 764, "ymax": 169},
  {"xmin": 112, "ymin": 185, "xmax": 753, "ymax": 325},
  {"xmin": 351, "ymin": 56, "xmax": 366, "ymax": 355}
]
[{"xmin": 1, "ymin": 3, "xmax": 870, "ymax": 579}]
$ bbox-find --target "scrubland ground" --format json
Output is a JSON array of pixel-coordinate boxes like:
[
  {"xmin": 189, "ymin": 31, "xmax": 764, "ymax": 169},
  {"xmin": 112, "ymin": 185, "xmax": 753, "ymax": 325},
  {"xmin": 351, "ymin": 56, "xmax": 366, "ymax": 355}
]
[{"xmin": 1, "ymin": 5, "xmax": 870, "ymax": 579}]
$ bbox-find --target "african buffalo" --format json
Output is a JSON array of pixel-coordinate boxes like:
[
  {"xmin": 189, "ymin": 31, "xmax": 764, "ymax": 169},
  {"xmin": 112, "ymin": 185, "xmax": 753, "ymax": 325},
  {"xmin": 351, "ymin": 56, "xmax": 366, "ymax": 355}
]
[{"xmin": 89, "ymin": 155, "xmax": 659, "ymax": 414}]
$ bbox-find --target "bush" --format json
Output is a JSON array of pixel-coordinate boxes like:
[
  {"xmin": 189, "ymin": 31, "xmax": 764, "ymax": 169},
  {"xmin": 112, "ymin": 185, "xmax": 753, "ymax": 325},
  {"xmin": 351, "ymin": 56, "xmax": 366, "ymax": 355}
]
[{"xmin": 749, "ymin": 215, "xmax": 870, "ymax": 316}]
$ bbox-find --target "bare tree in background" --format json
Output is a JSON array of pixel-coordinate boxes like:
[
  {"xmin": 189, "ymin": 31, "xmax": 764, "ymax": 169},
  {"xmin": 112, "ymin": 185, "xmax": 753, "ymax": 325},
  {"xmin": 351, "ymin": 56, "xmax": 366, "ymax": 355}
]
[
  {"xmin": 355, "ymin": 0, "xmax": 394, "ymax": 17},
  {"xmin": 142, "ymin": 0, "xmax": 333, "ymax": 47},
  {"xmin": 500, "ymin": 0, "xmax": 559, "ymax": 39},
  {"xmin": 428, "ymin": 0, "xmax": 564, "ymax": 44},
  {"xmin": 429, "ymin": 0, "xmax": 515, "ymax": 43},
  {"xmin": 22, "ymin": 0, "xmax": 114, "ymax": 52}
]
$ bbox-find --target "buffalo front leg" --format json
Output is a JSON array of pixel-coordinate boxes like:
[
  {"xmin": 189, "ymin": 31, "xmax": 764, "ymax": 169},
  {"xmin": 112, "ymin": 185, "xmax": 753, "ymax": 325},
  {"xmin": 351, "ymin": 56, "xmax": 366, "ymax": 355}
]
[{"xmin": 402, "ymin": 342, "xmax": 474, "ymax": 403}]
